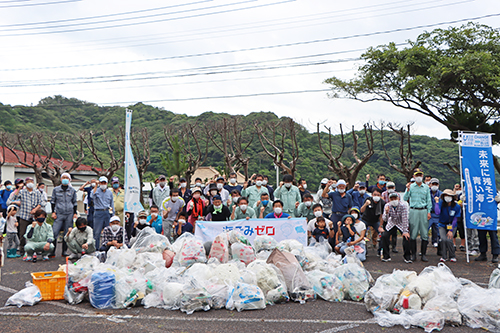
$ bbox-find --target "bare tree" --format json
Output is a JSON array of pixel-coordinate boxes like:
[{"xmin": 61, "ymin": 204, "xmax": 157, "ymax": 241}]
[
  {"xmin": 3, "ymin": 133, "xmax": 48, "ymax": 183},
  {"xmin": 230, "ymin": 117, "xmax": 254, "ymax": 181},
  {"xmin": 443, "ymin": 162, "xmax": 460, "ymax": 175},
  {"xmin": 46, "ymin": 133, "xmax": 86, "ymax": 186},
  {"xmin": 255, "ymin": 117, "xmax": 300, "ymax": 178},
  {"xmin": 164, "ymin": 122, "xmax": 208, "ymax": 185},
  {"xmin": 131, "ymin": 128, "xmax": 151, "ymax": 204},
  {"xmin": 379, "ymin": 122, "xmax": 421, "ymax": 182},
  {"xmin": 81, "ymin": 129, "xmax": 124, "ymax": 179},
  {"xmin": 317, "ymin": 123, "xmax": 374, "ymax": 187}
]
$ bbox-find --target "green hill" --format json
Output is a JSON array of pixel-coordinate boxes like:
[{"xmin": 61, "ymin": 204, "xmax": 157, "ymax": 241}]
[{"xmin": 0, "ymin": 95, "xmax": 467, "ymax": 191}]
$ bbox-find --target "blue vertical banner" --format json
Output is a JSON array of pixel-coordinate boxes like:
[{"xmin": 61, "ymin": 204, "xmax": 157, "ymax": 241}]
[
  {"xmin": 460, "ymin": 132, "xmax": 498, "ymax": 230},
  {"xmin": 124, "ymin": 109, "xmax": 144, "ymax": 215}
]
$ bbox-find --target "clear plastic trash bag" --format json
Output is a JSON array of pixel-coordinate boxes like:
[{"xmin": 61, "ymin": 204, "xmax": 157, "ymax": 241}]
[
  {"xmin": 333, "ymin": 263, "xmax": 370, "ymax": 301},
  {"xmin": 458, "ymin": 283, "xmax": 500, "ymax": 332},
  {"xmin": 247, "ymin": 260, "xmax": 289, "ymax": 305},
  {"xmin": 209, "ymin": 232, "xmax": 230, "ymax": 264},
  {"xmin": 173, "ymin": 236, "xmax": 207, "ymax": 267},
  {"xmin": 253, "ymin": 235, "xmax": 278, "ymax": 253},
  {"xmin": 6, "ymin": 282, "xmax": 42, "ymax": 307},
  {"xmin": 226, "ymin": 282, "xmax": 266, "ymax": 312},
  {"xmin": 489, "ymin": 265, "xmax": 500, "ymax": 289},
  {"xmin": 89, "ymin": 271, "xmax": 116, "ymax": 309},
  {"xmin": 306, "ymin": 270, "xmax": 344, "ymax": 302},
  {"xmin": 180, "ymin": 278, "xmax": 211, "ymax": 315},
  {"xmin": 105, "ymin": 247, "xmax": 136, "ymax": 269},
  {"xmin": 131, "ymin": 227, "xmax": 172, "ymax": 253},
  {"xmin": 231, "ymin": 242, "xmax": 256, "ymax": 265}
]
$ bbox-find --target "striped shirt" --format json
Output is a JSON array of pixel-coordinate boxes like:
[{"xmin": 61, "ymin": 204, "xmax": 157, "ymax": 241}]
[
  {"xmin": 16, "ymin": 189, "xmax": 44, "ymax": 221},
  {"xmin": 382, "ymin": 202, "xmax": 409, "ymax": 234}
]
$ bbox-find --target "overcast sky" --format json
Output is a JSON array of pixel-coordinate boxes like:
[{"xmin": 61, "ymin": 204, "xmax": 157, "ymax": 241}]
[{"xmin": 1, "ymin": 0, "xmax": 499, "ymax": 148}]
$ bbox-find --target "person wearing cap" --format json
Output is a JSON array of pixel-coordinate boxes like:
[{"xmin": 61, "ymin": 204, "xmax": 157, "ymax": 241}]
[
  {"xmin": 64, "ymin": 217, "xmax": 95, "ymax": 259},
  {"xmin": 322, "ymin": 179, "xmax": 353, "ymax": 226},
  {"xmin": 298, "ymin": 178, "xmax": 310, "ymax": 200},
  {"xmin": 368, "ymin": 174, "xmax": 387, "ymax": 194},
  {"xmin": 178, "ymin": 177, "xmax": 192, "ymax": 212},
  {"xmin": 224, "ymin": 172, "xmax": 243, "ymax": 194},
  {"xmin": 100, "ymin": 215, "xmax": 129, "ymax": 251},
  {"xmin": 134, "ymin": 210, "xmax": 150, "ymax": 232},
  {"xmin": 340, "ymin": 208, "xmax": 367, "ymax": 261},
  {"xmin": 49, "ymin": 173, "xmax": 78, "ymax": 257},
  {"xmin": 294, "ymin": 193, "xmax": 316, "ymax": 221},
  {"xmin": 428, "ymin": 178, "xmax": 442, "ymax": 248},
  {"xmin": 241, "ymin": 174, "xmax": 269, "ymax": 208},
  {"xmin": 0, "ymin": 180, "xmax": 14, "ymax": 218},
  {"xmin": 432, "ymin": 189, "xmax": 461, "ymax": 262},
  {"xmin": 91, "ymin": 176, "xmax": 114, "ymax": 248},
  {"xmin": 360, "ymin": 188, "xmax": 386, "ymax": 251},
  {"xmin": 351, "ymin": 182, "xmax": 370, "ymax": 208},
  {"xmin": 110, "ymin": 177, "xmax": 125, "ymax": 224},
  {"xmin": 403, "ymin": 168, "xmax": 432, "ymax": 262},
  {"xmin": 161, "ymin": 189, "xmax": 185, "ymax": 240},
  {"xmin": 186, "ymin": 187, "xmax": 208, "ymax": 227},
  {"xmin": 78, "ymin": 179, "xmax": 97, "ymax": 229},
  {"xmin": 316, "ymin": 178, "xmax": 333, "ymax": 217},
  {"xmin": 274, "ymin": 174, "xmax": 301, "ymax": 217},
  {"xmin": 24, "ymin": 209, "xmax": 54, "ymax": 261},
  {"xmin": 204, "ymin": 180, "xmax": 229, "ymax": 205},
  {"xmin": 381, "ymin": 182, "xmax": 400, "ymax": 202},
  {"xmin": 204, "ymin": 194, "xmax": 231, "ymax": 221},
  {"xmin": 256, "ymin": 192, "xmax": 273, "ymax": 218},
  {"xmin": 381, "ymin": 192, "xmax": 411, "ymax": 262},
  {"xmin": 7, "ymin": 177, "xmax": 44, "ymax": 257},
  {"xmin": 152, "ymin": 175, "xmax": 170, "ymax": 210}
]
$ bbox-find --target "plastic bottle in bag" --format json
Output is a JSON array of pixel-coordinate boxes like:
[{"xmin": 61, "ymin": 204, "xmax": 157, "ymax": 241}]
[
  {"xmin": 89, "ymin": 271, "xmax": 116, "ymax": 309},
  {"xmin": 226, "ymin": 282, "xmax": 266, "ymax": 312}
]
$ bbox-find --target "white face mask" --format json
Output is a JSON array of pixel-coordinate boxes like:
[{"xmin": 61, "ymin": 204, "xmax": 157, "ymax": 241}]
[
  {"xmin": 255, "ymin": 180, "xmax": 263, "ymax": 187},
  {"xmin": 178, "ymin": 219, "xmax": 186, "ymax": 224},
  {"xmin": 195, "ymin": 182, "xmax": 202, "ymax": 187},
  {"xmin": 390, "ymin": 200, "xmax": 399, "ymax": 207},
  {"xmin": 229, "ymin": 178, "xmax": 237, "ymax": 184},
  {"xmin": 314, "ymin": 210, "xmax": 323, "ymax": 218},
  {"xmin": 388, "ymin": 188, "xmax": 395, "ymax": 193},
  {"xmin": 274, "ymin": 207, "xmax": 282, "ymax": 215},
  {"xmin": 351, "ymin": 213, "xmax": 358, "ymax": 219},
  {"xmin": 425, "ymin": 181, "xmax": 430, "ymax": 185},
  {"xmin": 214, "ymin": 205, "xmax": 222, "ymax": 210},
  {"xmin": 337, "ymin": 188, "xmax": 345, "ymax": 194},
  {"xmin": 262, "ymin": 180, "xmax": 268, "ymax": 186},
  {"xmin": 159, "ymin": 181, "xmax": 166, "ymax": 187},
  {"xmin": 304, "ymin": 201, "xmax": 312, "ymax": 207},
  {"xmin": 180, "ymin": 183, "xmax": 187, "ymax": 188},
  {"xmin": 91, "ymin": 183, "xmax": 96, "ymax": 188},
  {"xmin": 455, "ymin": 190, "xmax": 462, "ymax": 196},
  {"xmin": 100, "ymin": 185, "xmax": 107, "ymax": 191},
  {"xmin": 233, "ymin": 197, "xmax": 239, "ymax": 203},
  {"xmin": 239, "ymin": 204, "xmax": 247, "ymax": 211},
  {"xmin": 151, "ymin": 213, "xmax": 158, "ymax": 218},
  {"xmin": 217, "ymin": 183, "xmax": 223, "ymax": 189},
  {"xmin": 415, "ymin": 177, "xmax": 423, "ymax": 183},
  {"xmin": 302, "ymin": 184, "xmax": 307, "ymax": 190},
  {"xmin": 111, "ymin": 224, "xmax": 120, "ymax": 232},
  {"xmin": 139, "ymin": 218, "xmax": 148, "ymax": 225},
  {"xmin": 171, "ymin": 196, "xmax": 178, "ymax": 202},
  {"xmin": 372, "ymin": 196, "xmax": 381, "ymax": 202},
  {"xmin": 26, "ymin": 183, "xmax": 34, "ymax": 189},
  {"xmin": 210, "ymin": 190, "xmax": 218, "ymax": 196},
  {"xmin": 358, "ymin": 190, "xmax": 366, "ymax": 195},
  {"xmin": 284, "ymin": 183, "xmax": 291, "ymax": 188},
  {"xmin": 444, "ymin": 196, "xmax": 453, "ymax": 203},
  {"xmin": 431, "ymin": 186, "xmax": 439, "ymax": 192}
]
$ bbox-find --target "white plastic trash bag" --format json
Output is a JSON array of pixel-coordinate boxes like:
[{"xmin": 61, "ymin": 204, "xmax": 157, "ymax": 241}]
[
  {"xmin": 334, "ymin": 263, "xmax": 370, "ymax": 301},
  {"xmin": 209, "ymin": 233, "xmax": 230, "ymax": 264},
  {"xmin": 253, "ymin": 235, "xmax": 278, "ymax": 252},
  {"xmin": 231, "ymin": 242, "xmax": 256, "ymax": 265},
  {"xmin": 226, "ymin": 282, "xmax": 266, "ymax": 312},
  {"xmin": 306, "ymin": 270, "xmax": 344, "ymax": 302},
  {"xmin": 6, "ymin": 282, "xmax": 42, "ymax": 307}
]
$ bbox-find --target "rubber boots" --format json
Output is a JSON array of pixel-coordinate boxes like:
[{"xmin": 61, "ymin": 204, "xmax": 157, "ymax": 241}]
[
  {"xmin": 410, "ymin": 239, "xmax": 417, "ymax": 262},
  {"xmin": 6, "ymin": 249, "xmax": 17, "ymax": 258},
  {"xmin": 421, "ymin": 240, "xmax": 429, "ymax": 262}
]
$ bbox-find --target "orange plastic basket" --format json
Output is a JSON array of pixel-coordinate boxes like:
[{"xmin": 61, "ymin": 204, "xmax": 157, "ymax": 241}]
[{"xmin": 31, "ymin": 271, "xmax": 66, "ymax": 301}]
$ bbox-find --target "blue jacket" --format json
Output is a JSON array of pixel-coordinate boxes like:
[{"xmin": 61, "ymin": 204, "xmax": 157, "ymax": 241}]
[
  {"xmin": 147, "ymin": 215, "xmax": 163, "ymax": 234},
  {"xmin": 430, "ymin": 189, "xmax": 443, "ymax": 218},
  {"xmin": 351, "ymin": 191, "xmax": 370, "ymax": 208},
  {"xmin": 0, "ymin": 189, "xmax": 13, "ymax": 209}
]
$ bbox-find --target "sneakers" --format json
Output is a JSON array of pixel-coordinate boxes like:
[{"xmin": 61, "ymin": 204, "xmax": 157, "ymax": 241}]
[
  {"xmin": 25, "ymin": 256, "xmax": 32, "ymax": 262},
  {"xmin": 381, "ymin": 257, "xmax": 391, "ymax": 262},
  {"xmin": 460, "ymin": 245, "xmax": 466, "ymax": 252},
  {"xmin": 475, "ymin": 253, "xmax": 488, "ymax": 261},
  {"xmin": 440, "ymin": 257, "xmax": 447, "ymax": 262},
  {"xmin": 404, "ymin": 258, "xmax": 413, "ymax": 264},
  {"xmin": 450, "ymin": 258, "xmax": 457, "ymax": 262},
  {"xmin": 469, "ymin": 250, "xmax": 479, "ymax": 256},
  {"xmin": 493, "ymin": 255, "xmax": 499, "ymax": 263},
  {"xmin": 22, "ymin": 253, "xmax": 28, "ymax": 261},
  {"xmin": 42, "ymin": 256, "xmax": 49, "ymax": 261},
  {"xmin": 433, "ymin": 243, "xmax": 438, "ymax": 248},
  {"xmin": 68, "ymin": 253, "xmax": 80, "ymax": 260}
]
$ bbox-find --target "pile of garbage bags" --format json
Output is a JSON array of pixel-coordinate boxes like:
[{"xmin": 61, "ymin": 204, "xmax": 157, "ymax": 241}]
[
  {"xmin": 50, "ymin": 228, "xmax": 373, "ymax": 313},
  {"xmin": 366, "ymin": 263, "xmax": 500, "ymax": 332}
]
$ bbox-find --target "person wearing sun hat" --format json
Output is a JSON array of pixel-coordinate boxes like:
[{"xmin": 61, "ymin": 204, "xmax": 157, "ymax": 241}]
[
  {"xmin": 185, "ymin": 187, "xmax": 208, "ymax": 228},
  {"xmin": 432, "ymin": 189, "xmax": 461, "ymax": 262},
  {"xmin": 403, "ymin": 168, "xmax": 432, "ymax": 262}
]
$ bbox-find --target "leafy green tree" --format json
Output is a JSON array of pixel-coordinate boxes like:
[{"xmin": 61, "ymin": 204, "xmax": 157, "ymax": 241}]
[
  {"xmin": 160, "ymin": 135, "xmax": 188, "ymax": 180},
  {"xmin": 325, "ymin": 23, "xmax": 500, "ymax": 171}
]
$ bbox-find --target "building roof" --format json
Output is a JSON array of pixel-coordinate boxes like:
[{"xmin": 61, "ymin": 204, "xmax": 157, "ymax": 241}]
[
  {"xmin": 0, "ymin": 146, "xmax": 100, "ymax": 173},
  {"xmin": 191, "ymin": 166, "xmax": 245, "ymax": 185}
]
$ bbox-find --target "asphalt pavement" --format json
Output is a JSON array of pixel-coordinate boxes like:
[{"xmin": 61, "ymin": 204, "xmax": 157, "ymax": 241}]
[{"xmin": 0, "ymin": 238, "xmax": 497, "ymax": 333}]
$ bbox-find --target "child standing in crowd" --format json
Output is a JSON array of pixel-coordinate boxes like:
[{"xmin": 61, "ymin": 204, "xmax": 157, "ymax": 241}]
[{"xmin": 5, "ymin": 205, "xmax": 20, "ymax": 258}]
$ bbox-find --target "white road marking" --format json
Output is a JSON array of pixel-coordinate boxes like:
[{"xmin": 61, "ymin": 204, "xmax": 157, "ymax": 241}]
[
  {"xmin": 318, "ymin": 323, "xmax": 360, "ymax": 333},
  {"xmin": 0, "ymin": 311, "xmax": 378, "ymax": 325}
]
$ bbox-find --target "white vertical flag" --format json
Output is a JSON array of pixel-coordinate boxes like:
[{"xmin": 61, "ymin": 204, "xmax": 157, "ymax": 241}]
[{"xmin": 124, "ymin": 109, "xmax": 144, "ymax": 215}]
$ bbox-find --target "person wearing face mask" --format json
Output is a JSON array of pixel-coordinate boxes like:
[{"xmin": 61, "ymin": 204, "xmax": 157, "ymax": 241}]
[
  {"xmin": 403, "ymin": 168, "xmax": 432, "ymax": 262},
  {"xmin": 322, "ymin": 179, "xmax": 353, "ymax": 227},
  {"xmin": 8, "ymin": 177, "xmax": 44, "ymax": 258},
  {"xmin": 294, "ymin": 193, "xmax": 315, "ymax": 221},
  {"xmin": 91, "ymin": 176, "xmax": 114, "ymax": 249},
  {"xmin": 229, "ymin": 189, "xmax": 241, "ymax": 211},
  {"xmin": 24, "ymin": 209, "xmax": 54, "ymax": 261},
  {"xmin": 49, "ymin": 173, "xmax": 78, "ymax": 258},
  {"xmin": 360, "ymin": 188, "xmax": 386, "ymax": 252},
  {"xmin": 452, "ymin": 183, "xmax": 466, "ymax": 252},
  {"xmin": 231, "ymin": 197, "xmax": 256, "ymax": 220},
  {"xmin": 194, "ymin": 177, "xmax": 204, "ymax": 191},
  {"xmin": 381, "ymin": 192, "xmax": 411, "ymax": 263},
  {"xmin": 241, "ymin": 174, "xmax": 269, "ymax": 208},
  {"xmin": 79, "ymin": 179, "xmax": 97, "ymax": 229},
  {"xmin": 110, "ymin": 177, "xmax": 125, "ymax": 224},
  {"xmin": 205, "ymin": 178, "xmax": 230, "ymax": 205},
  {"xmin": 307, "ymin": 204, "xmax": 333, "ymax": 242},
  {"xmin": 64, "ymin": 217, "xmax": 95, "ymax": 259},
  {"xmin": 262, "ymin": 175, "xmax": 275, "ymax": 201},
  {"xmin": 424, "ymin": 175, "xmax": 432, "ymax": 186},
  {"xmin": 161, "ymin": 189, "xmax": 185, "ymax": 240},
  {"xmin": 433, "ymin": 190, "xmax": 461, "ymax": 262},
  {"xmin": 146, "ymin": 205, "xmax": 163, "ymax": 234},
  {"xmin": 274, "ymin": 174, "xmax": 301, "ymax": 217},
  {"xmin": 316, "ymin": 178, "xmax": 333, "ymax": 216},
  {"xmin": 0, "ymin": 180, "xmax": 14, "ymax": 218},
  {"xmin": 134, "ymin": 211, "xmax": 151, "ymax": 233},
  {"xmin": 428, "ymin": 178, "xmax": 442, "ymax": 249},
  {"xmin": 100, "ymin": 215, "xmax": 129, "ymax": 251},
  {"xmin": 37, "ymin": 182, "xmax": 48, "ymax": 202},
  {"xmin": 176, "ymin": 212, "xmax": 193, "ymax": 236},
  {"xmin": 204, "ymin": 194, "xmax": 231, "ymax": 221},
  {"xmin": 368, "ymin": 174, "xmax": 387, "ymax": 194},
  {"xmin": 351, "ymin": 182, "xmax": 370, "ymax": 208},
  {"xmin": 224, "ymin": 172, "xmax": 243, "ymax": 193},
  {"xmin": 298, "ymin": 178, "xmax": 310, "ymax": 200},
  {"xmin": 381, "ymin": 182, "xmax": 400, "ymax": 203},
  {"xmin": 256, "ymin": 192, "xmax": 273, "ymax": 218},
  {"xmin": 264, "ymin": 200, "xmax": 291, "ymax": 219},
  {"xmin": 152, "ymin": 175, "xmax": 170, "ymax": 212},
  {"xmin": 178, "ymin": 178, "xmax": 192, "ymax": 212},
  {"xmin": 186, "ymin": 187, "xmax": 208, "ymax": 227}
]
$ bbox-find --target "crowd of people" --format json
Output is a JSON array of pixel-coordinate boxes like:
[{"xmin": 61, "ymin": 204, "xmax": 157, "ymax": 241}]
[{"xmin": 1, "ymin": 168, "xmax": 499, "ymax": 264}]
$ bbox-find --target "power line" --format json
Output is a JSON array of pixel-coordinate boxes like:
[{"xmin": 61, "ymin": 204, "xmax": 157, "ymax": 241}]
[
  {"xmin": 0, "ymin": 0, "xmax": 213, "ymax": 27},
  {"xmin": 1, "ymin": 0, "xmax": 255, "ymax": 32},
  {"xmin": 0, "ymin": 0, "xmax": 80, "ymax": 8},
  {"xmin": 0, "ymin": 0, "xmax": 296, "ymax": 37}
]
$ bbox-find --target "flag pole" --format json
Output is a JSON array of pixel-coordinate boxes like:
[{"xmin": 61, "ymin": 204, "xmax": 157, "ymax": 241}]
[{"xmin": 458, "ymin": 131, "xmax": 470, "ymax": 263}]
